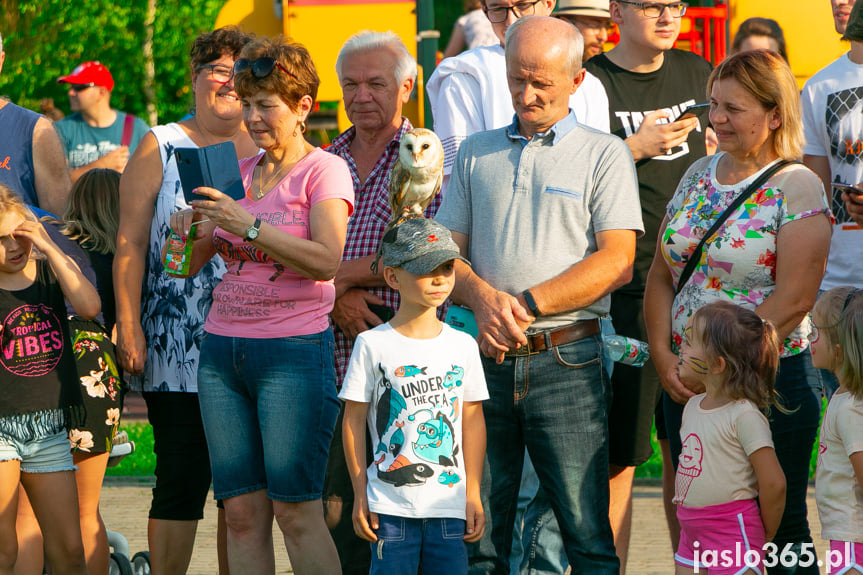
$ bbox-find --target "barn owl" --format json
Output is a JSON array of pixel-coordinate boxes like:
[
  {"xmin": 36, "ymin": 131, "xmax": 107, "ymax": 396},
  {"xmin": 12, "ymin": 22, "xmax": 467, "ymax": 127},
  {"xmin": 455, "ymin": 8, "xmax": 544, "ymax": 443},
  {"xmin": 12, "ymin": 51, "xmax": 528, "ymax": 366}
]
[
  {"xmin": 370, "ymin": 129, "xmax": 444, "ymax": 274},
  {"xmin": 388, "ymin": 128, "xmax": 444, "ymax": 223}
]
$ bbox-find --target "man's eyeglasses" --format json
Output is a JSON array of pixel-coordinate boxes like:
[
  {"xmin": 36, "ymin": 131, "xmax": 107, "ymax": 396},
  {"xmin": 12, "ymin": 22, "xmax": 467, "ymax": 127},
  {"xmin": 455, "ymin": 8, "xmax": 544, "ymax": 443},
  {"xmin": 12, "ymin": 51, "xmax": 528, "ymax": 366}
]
[
  {"xmin": 484, "ymin": 0, "xmax": 542, "ymax": 23},
  {"xmin": 68, "ymin": 83, "xmax": 97, "ymax": 93},
  {"xmin": 560, "ymin": 16, "xmax": 616, "ymax": 34},
  {"xmin": 198, "ymin": 64, "xmax": 234, "ymax": 84},
  {"xmin": 616, "ymin": 1, "xmax": 688, "ymax": 18},
  {"xmin": 233, "ymin": 58, "xmax": 297, "ymax": 81}
]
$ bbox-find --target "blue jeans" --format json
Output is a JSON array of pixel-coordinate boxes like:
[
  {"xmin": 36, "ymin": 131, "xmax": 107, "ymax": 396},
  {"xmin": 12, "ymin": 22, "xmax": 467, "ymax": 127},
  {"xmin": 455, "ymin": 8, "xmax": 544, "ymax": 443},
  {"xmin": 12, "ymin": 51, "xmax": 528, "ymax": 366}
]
[
  {"xmin": 370, "ymin": 515, "xmax": 468, "ymax": 575},
  {"xmin": 197, "ymin": 330, "xmax": 340, "ymax": 502},
  {"xmin": 515, "ymin": 459, "xmax": 567, "ymax": 575},
  {"xmin": 664, "ymin": 351, "xmax": 822, "ymax": 575},
  {"xmin": 473, "ymin": 334, "xmax": 618, "ymax": 575},
  {"xmin": 508, "ymin": 317, "xmax": 615, "ymax": 575}
]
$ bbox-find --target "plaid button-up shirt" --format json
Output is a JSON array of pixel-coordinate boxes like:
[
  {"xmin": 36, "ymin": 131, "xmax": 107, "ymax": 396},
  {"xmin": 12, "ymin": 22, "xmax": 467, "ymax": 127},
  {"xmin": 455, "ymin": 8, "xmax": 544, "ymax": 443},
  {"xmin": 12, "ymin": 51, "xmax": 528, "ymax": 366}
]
[{"xmin": 328, "ymin": 118, "xmax": 444, "ymax": 383}]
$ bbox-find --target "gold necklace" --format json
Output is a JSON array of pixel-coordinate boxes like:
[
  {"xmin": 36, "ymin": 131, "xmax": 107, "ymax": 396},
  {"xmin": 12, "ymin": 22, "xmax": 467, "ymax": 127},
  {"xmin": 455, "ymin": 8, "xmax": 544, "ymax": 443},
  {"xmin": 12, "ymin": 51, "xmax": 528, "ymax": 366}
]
[{"xmin": 255, "ymin": 141, "xmax": 306, "ymax": 199}]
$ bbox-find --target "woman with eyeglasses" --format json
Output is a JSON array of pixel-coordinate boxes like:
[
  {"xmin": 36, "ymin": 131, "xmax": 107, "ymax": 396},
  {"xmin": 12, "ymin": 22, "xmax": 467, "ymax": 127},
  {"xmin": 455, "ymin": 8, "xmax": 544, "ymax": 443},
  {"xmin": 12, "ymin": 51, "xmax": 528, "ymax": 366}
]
[
  {"xmin": 644, "ymin": 50, "xmax": 833, "ymax": 573},
  {"xmin": 167, "ymin": 37, "xmax": 352, "ymax": 573},
  {"xmin": 114, "ymin": 26, "xmax": 256, "ymax": 575}
]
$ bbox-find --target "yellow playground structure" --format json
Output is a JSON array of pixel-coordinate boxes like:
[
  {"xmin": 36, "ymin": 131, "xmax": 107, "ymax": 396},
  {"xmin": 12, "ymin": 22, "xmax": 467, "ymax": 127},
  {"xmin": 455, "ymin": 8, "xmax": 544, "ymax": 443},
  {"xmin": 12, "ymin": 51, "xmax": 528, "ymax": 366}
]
[
  {"xmin": 216, "ymin": 0, "xmax": 428, "ymax": 136},
  {"xmin": 215, "ymin": 0, "xmax": 854, "ymax": 133}
]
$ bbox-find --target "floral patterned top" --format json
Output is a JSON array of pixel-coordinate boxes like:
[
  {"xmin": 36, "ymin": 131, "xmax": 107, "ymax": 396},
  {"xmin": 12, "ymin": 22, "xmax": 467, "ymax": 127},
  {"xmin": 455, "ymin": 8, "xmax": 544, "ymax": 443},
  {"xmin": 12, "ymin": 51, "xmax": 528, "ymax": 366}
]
[
  {"xmin": 129, "ymin": 124, "xmax": 226, "ymax": 393},
  {"xmin": 662, "ymin": 153, "xmax": 832, "ymax": 358}
]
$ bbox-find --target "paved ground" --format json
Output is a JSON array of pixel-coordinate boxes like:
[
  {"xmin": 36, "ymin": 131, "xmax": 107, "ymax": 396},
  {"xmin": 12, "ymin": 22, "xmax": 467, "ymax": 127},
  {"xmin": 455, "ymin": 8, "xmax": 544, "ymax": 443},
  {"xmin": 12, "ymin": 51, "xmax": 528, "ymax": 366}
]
[{"xmin": 101, "ymin": 478, "xmax": 830, "ymax": 575}]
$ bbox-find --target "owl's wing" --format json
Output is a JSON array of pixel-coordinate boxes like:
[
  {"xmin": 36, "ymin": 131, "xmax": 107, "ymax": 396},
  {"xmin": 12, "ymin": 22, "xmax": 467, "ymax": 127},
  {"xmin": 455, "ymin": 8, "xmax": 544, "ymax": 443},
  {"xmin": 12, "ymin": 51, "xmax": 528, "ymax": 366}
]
[
  {"xmin": 419, "ymin": 166, "xmax": 443, "ymax": 214},
  {"xmin": 389, "ymin": 162, "xmax": 410, "ymax": 222},
  {"xmin": 419, "ymin": 153, "xmax": 444, "ymax": 214}
]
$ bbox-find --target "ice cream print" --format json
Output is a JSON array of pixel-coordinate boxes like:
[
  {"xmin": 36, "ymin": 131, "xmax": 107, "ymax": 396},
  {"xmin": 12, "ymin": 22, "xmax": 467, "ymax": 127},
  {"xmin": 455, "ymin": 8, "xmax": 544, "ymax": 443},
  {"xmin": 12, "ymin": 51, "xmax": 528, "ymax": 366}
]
[
  {"xmin": 674, "ymin": 433, "xmax": 704, "ymax": 503},
  {"xmin": 374, "ymin": 361, "xmax": 466, "ymax": 489},
  {"xmin": 1, "ymin": 304, "xmax": 65, "ymax": 376}
]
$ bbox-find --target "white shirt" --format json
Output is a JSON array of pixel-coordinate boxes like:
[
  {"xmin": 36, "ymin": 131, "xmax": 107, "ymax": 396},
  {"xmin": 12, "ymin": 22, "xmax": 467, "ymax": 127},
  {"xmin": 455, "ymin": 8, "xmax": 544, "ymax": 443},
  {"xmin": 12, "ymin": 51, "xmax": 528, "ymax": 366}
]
[
  {"xmin": 801, "ymin": 52, "xmax": 863, "ymax": 289},
  {"xmin": 339, "ymin": 323, "xmax": 489, "ymax": 519},
  {"xmin": 674, "ymin": 395, "xmax": 774, "ymax": 508},
  {"xmin": 816, "ymin": 390, "xmax": 863, "ymax": 543},
  {"xmin": 427, "ymin": 43, "xmax": 611, "ymax": 175}
]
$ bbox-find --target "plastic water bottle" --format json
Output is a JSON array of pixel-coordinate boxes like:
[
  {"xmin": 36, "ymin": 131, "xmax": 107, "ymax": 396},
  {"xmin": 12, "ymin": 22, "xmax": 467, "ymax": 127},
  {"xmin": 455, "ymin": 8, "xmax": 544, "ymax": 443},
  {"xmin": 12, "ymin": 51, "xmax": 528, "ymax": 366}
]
[{"xmin": 604, "ymin": 334, "xmax": 650, "ymax": 367}]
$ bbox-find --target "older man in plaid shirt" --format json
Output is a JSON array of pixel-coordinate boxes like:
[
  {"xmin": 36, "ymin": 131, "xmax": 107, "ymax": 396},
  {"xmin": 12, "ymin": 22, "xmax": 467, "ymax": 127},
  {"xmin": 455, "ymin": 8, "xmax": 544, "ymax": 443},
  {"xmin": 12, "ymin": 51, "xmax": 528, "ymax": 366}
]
[{"xmin": 323, "ymin": 31, "xmax": 442, "ymax": 575}]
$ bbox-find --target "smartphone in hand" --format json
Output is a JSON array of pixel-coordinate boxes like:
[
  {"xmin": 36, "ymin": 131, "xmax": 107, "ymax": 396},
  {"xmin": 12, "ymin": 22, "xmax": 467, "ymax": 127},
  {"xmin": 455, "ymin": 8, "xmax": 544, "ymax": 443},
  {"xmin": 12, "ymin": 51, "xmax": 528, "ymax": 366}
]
[
  {"xmin": 674, "ymin": 103, "xmax": 710, "ymax": 122},
  {"xmin": 834, "ymin": 183, "xmax": 863, "ymax": 197},
  {"xmin": 175, "ymin": 143, "xmax": 245, "ymax": 203}
]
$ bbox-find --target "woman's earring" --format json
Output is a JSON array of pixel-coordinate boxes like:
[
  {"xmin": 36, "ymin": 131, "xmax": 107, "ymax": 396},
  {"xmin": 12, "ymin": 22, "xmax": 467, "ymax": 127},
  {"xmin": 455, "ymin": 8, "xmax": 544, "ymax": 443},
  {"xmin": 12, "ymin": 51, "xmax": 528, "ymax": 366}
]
[{"xmin": 300, "ymin": 120, "xmax": 307, "ymax": 134}]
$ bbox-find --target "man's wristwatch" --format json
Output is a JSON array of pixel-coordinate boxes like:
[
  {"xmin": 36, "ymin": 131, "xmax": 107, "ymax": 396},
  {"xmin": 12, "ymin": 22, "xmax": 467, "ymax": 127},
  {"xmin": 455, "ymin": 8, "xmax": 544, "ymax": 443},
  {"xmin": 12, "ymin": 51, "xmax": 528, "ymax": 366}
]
[
  {"xmin": 522, "ymin": 289, "xmax": 541, "ymax": 317},
  {"xmin": 244, "ymin": 218, "xmax": 261, "ymax": 242}
]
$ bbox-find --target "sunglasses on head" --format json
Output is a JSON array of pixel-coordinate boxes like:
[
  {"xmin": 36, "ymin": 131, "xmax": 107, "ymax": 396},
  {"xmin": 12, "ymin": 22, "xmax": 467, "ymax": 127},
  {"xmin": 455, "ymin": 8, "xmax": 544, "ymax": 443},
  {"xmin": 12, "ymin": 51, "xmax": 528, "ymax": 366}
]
[
  {"xmin": 233, "ymin": 58, "xmax": 297, "ymax": 81},
  {"xmin": 69, "ymin": 83, "xmax": 97, "ymax": 92}
]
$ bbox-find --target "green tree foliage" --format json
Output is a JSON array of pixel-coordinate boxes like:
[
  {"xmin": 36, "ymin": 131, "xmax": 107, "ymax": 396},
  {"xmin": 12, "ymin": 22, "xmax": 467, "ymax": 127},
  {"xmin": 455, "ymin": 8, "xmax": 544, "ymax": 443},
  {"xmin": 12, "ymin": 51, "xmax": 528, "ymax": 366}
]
[{"xmin": 0, "ymin": 0, "xmax": 224, "ymax": 124}]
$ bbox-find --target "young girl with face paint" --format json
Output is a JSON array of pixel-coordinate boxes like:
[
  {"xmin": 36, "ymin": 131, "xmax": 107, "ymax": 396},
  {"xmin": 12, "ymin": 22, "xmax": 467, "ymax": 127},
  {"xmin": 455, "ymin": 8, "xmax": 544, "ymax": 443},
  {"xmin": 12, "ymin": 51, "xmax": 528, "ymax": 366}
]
[
  {"xmin": 810, "ymin": 287, "xmax": 863, "ymax": 573},
  {"xmin": 0, "ymin": 184, "xmax": 100, "ymax": 574},
  {"xmin": 672, "ymin": 301, "xmax": 786, "ymax": 575}
]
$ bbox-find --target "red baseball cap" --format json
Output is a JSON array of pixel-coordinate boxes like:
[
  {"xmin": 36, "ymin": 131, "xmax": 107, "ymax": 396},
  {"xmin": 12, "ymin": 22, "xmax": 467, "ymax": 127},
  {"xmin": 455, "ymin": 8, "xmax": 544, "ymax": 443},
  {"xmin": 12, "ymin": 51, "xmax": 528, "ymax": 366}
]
[{"xmin": 58, "ymin": 61, "xmax": 114, "ymax": 91}]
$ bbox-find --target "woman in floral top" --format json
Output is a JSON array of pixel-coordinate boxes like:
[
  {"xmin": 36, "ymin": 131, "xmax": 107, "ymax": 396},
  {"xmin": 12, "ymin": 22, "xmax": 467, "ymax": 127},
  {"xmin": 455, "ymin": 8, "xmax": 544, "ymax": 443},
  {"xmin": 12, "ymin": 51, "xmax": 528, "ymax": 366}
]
[{"xmin": 645, "ymin": 50, "xmax": 833, "ymax": 572}]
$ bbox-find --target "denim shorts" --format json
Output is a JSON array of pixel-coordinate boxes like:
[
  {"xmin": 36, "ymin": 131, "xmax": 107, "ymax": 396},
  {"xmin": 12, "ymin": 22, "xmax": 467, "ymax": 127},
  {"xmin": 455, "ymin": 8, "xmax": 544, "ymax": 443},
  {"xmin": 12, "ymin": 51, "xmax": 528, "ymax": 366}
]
[
  {"xmin": 0, "ymin": 429, "xmax": 75, "ymax": 473},
  {"xmin": 197, "ymin": 329, "xmax": 340, "ymax": 502},
  {"xmin": 371, "ymin": 515, "xmax": 468, "ymax": 575}
]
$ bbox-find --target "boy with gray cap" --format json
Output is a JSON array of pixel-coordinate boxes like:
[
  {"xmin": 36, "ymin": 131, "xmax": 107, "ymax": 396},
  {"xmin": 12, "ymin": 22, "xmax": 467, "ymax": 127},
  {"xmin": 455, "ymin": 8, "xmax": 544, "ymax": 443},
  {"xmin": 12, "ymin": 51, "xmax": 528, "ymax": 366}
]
[{"xmin": 340, "ymin": 218, "xmax": 489, "ymax": 574}]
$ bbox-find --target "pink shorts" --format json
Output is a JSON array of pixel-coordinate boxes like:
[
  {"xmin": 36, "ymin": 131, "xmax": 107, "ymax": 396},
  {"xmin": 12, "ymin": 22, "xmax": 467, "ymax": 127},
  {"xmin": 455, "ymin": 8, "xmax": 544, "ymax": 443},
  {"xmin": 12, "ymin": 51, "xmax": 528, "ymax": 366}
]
[
  {"xmin": 827, "ymin": 541, "xmax": 863, "ymax": 574},
  {"xmin": 676, "ymin": 499, "xmax": 765, "ymax": 575}
]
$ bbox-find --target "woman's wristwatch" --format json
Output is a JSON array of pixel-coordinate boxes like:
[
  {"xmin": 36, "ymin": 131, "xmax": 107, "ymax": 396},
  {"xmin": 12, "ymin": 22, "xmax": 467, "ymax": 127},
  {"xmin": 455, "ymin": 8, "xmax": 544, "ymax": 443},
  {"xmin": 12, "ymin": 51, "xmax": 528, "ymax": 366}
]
[{"xmin": 244, "ymin": 218, "xmax": 261, "ymax": 242}]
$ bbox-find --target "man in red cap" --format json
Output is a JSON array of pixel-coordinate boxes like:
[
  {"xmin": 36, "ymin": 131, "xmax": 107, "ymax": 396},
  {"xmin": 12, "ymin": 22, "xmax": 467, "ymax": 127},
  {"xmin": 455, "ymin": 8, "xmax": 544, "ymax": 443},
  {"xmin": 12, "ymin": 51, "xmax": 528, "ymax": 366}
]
[{"xmin": 56, "ymin": 61, "xmax": 148, "ymax": 183}]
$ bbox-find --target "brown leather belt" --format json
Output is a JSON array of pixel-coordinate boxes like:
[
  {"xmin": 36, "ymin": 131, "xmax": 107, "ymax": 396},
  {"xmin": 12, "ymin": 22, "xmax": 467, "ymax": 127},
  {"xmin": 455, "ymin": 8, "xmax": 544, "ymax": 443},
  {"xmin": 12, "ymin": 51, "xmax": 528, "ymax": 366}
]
[{"xmin": 504, "ymin": 318, "xmax": 600, "ymax": 357}]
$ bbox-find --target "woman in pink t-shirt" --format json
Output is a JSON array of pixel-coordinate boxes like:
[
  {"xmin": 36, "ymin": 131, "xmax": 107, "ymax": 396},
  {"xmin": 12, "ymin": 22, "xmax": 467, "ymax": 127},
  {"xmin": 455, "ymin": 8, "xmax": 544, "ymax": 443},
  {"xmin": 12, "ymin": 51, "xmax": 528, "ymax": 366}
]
[{"xmin": 170, "ymin": 37, "xmax": 353, "ymax": 572}]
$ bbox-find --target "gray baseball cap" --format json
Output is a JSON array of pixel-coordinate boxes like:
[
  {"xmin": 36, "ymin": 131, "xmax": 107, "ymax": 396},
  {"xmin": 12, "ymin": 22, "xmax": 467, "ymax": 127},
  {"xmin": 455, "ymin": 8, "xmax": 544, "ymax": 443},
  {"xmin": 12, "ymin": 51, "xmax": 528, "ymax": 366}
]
[{"xmin": 382, "ymin": 218, "xmax": 469, "ymax": 275}]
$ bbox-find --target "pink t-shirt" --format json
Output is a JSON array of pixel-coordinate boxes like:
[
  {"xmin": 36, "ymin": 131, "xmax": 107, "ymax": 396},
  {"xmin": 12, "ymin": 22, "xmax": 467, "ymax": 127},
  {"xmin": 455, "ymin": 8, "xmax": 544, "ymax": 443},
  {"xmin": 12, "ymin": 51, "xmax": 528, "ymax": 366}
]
[{"xmin": 204, "ymin": 148, "xmax": 354, "ymax": 338}]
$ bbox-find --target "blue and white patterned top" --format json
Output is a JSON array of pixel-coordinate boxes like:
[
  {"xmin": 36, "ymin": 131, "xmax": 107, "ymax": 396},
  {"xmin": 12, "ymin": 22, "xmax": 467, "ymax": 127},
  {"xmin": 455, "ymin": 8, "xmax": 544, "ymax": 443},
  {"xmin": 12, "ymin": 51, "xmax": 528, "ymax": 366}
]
[{"xmin": 128, "ymin": 123, "xmax": 225, "ymax": 393}]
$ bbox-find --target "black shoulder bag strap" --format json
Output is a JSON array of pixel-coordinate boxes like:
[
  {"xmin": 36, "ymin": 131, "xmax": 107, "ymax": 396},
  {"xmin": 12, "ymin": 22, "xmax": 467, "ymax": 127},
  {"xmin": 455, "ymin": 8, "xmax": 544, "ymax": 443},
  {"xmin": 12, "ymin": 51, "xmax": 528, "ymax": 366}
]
[{"xmin": 674, "ymin": 159, "xmax": 801, "ymax": 295}]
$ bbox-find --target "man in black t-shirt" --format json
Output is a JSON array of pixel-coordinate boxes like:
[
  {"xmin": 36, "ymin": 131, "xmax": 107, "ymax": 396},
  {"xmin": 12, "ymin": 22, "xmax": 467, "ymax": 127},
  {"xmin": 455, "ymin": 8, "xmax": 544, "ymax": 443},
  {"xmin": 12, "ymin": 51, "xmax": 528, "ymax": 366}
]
[{"xmin": 584, "ymin": 0, "xmax": 711, "ymax": 569}]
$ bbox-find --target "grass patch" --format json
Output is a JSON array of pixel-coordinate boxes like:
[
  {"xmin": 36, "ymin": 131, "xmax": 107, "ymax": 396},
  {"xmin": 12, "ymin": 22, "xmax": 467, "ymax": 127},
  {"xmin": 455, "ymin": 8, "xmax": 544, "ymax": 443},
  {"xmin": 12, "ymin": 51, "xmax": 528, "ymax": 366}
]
[{"xmin": 105, "ymin": 421, "xmax": 156, "ymax": 477}]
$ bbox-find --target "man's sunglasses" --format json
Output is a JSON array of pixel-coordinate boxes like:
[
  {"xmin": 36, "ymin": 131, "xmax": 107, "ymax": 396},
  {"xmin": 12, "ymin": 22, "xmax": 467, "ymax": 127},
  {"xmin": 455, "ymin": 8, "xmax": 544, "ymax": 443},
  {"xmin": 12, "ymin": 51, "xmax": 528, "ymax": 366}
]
[
  {"xmin": 233, "ymin": 58, "xmax": 297, "ymax": 81},
  {"xmin": 68, "ymin": 83, "xmax": 97, "ymax": 92}
]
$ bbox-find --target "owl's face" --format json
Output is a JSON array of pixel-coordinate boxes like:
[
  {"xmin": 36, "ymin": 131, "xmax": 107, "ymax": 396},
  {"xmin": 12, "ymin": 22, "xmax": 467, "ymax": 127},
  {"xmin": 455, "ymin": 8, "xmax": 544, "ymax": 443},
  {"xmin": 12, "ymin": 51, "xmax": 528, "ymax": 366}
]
[{"xmin": 399, "ymin": 129, "xmax": 444, "ymax": 171}]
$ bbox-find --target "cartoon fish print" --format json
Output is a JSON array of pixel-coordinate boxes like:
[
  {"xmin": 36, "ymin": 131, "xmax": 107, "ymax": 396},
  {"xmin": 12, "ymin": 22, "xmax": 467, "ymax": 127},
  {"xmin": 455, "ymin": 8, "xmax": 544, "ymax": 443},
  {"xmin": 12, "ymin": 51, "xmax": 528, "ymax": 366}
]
[
  {"xmin": 375, "ymin": 365, "xmax": 407, "ymax": 457},
  {"xmin": 442, "ymin": 365, "xmax": 464, "ymax": 389},
  {"xmin": 438, "ymin": 471, "xmax": 461, "ymax": 488},
  {"xmin": 449, "ymin": 397, "xmax": 461, "ymax": 422},
  {"xmin": 394, "ymin": 365, "xmax": 427, "ymax": 377},
  {"xmin": 410, "ymin": 409, "xmax": 459, "ymax": 467},
  {"xmin": 377, "ymin": 454, "xmax": 434, "ymax": 487}
]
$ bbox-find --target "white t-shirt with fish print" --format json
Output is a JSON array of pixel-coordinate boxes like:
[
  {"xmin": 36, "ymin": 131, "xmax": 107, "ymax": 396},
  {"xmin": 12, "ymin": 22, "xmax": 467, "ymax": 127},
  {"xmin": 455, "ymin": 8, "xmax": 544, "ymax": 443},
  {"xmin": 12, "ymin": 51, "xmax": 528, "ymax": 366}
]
[{"xmin": 339, "ymin": 322, "xmax": 488, "ymax": 519}]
